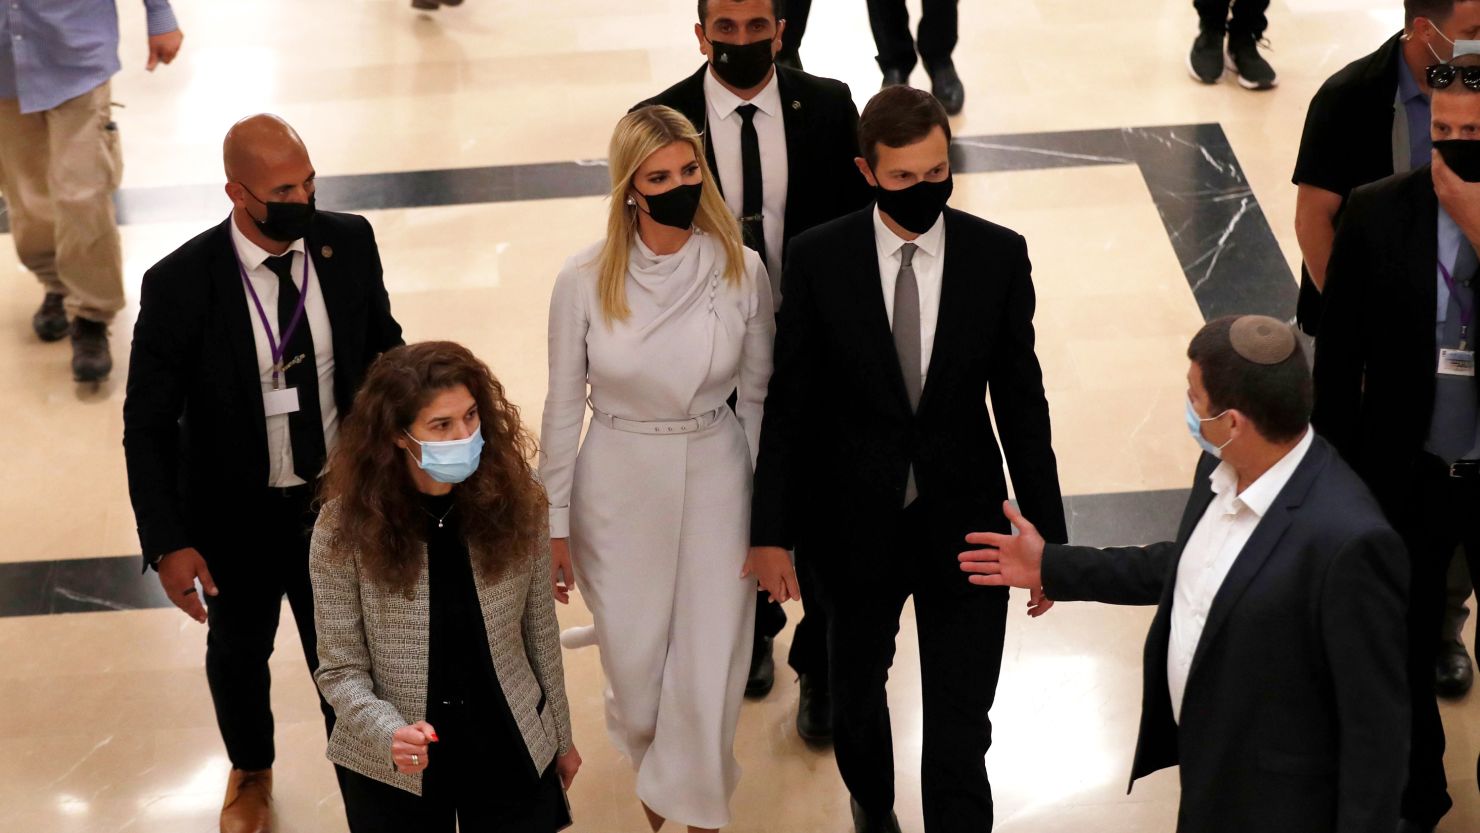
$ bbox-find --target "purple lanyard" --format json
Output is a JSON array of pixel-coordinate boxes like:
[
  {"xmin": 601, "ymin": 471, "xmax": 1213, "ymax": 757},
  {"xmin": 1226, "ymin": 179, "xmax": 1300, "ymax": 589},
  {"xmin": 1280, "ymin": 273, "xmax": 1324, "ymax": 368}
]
[{"xmin": 233, "ymin": 243, "xmax": 311, "ymax": 388}]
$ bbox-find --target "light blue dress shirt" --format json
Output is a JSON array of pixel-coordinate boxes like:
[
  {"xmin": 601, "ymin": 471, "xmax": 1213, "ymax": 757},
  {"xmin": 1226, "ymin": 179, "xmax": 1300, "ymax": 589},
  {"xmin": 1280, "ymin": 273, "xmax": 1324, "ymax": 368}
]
[
  {"xmin": 0, "ymin": 0, "xmax": 177, "ymax": 114},
  {"xmin": 1428, "ymin": 207, "xmax": 1480, "ymax": 461}
]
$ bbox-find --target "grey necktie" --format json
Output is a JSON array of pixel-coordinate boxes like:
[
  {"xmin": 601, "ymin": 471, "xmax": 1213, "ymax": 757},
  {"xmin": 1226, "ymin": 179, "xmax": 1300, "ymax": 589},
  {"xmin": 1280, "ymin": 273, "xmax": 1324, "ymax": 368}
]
[
  {"xmin": 894, "ymin": 242, "xmax": 921, "ymax": 505},
  {"xmin": 1429, "ymin": 240, "xmax": 1480, "ymax": 463}
]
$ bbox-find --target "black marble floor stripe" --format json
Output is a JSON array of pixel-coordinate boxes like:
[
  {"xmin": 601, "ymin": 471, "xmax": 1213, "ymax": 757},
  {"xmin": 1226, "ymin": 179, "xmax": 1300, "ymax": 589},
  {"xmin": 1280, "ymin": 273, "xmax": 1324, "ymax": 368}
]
[
  {"xmin": 0, "ymin": 123, "xmax": 1298, "ymax": 323},
  {"xmin": 0, "ymin": 487, "xmax": 1191, "ymax": 618}
]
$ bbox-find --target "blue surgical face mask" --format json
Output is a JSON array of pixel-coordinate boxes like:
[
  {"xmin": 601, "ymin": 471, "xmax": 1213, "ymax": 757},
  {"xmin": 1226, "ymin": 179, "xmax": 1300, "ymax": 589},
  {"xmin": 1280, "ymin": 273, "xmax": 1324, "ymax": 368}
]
[
  {"xmin": 1185, "ymin": 397, "xmax": 1233, "ymax": 459},
  {"xmin": 1428, "ymin": 24, "xmax": 1480, "ymax": 65},
  {"xmin": 404, "ymin": 429, "xmax": 484, "ymax": 484}
]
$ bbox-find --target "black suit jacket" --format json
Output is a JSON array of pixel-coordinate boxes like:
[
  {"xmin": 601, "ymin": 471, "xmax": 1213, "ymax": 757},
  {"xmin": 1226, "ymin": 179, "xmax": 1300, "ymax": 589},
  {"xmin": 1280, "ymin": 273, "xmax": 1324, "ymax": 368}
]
[
  {"xmin": 1291, "ymin": 32, "xmax": 1405, "ymax": 334},
  {"xmin": 123, "ymin": 212, "xmax": 404, "ymax": 567},
  {"xmin": 634, "ymin": 64, "xmax": 873, "ymax": 270},
  {"xmin": 750, "ymin": 206, "xmax": 1066, "ymax": 557},
  {"xmin": 1311, "ymin": 165, "xmax": 1478, "ymax": 522},
  {"xmin": 1043, "ymin": 436, "xmax": 1408, "ymax": 833}
]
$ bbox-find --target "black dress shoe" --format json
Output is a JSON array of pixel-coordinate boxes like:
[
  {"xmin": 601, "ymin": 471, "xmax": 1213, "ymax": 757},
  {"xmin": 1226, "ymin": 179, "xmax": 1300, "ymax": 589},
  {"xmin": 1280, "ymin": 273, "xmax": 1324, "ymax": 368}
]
[
  {"xmin": 33, "ymin": 292, "xmax": 68, "ymax": 342},
  {"xmin": 70, "ymin": 318, "xmax": 112, "ymax": 383},
  {"xmin": 796, "ymin": 673, "xmax": 833, "ymax": 744},
  {"xmin": 746, "ymin": 636, "xmax": 775, "ymax": 699},
  {"xmin": 881, "ymin": 67, "xmax": 910, "ymax": 89},
  {"xmin": 928, "ymin": 64, "xmax": 965, "ymax": 116},
  {"xmin": 850, "ymin": 798, "xmax": 902, "ymax": 833},
  {"xmin": 1436, "ymin": 640, "xmax": 1474, "ymax": 699},
  {"xmin": 410, "ymin": 0, "xmax": 439, "ymax": 9}
]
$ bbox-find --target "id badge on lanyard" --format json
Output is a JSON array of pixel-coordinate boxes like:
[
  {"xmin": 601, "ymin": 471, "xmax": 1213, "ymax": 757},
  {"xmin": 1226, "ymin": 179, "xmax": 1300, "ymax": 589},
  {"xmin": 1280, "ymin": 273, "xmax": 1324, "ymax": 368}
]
[
  {"xmin": 234, "ymin": 244, "xmax": 311, "ymax": 412},
  {"xmin": 1437, "ymin": 259, "xmax": 1476, "ymax": 377}
]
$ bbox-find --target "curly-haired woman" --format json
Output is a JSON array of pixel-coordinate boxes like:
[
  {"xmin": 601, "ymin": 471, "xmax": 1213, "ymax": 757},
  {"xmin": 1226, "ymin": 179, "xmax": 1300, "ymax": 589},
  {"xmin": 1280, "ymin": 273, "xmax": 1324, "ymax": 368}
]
[{"xmin": 311, "ymin": 341, "xmax": 579, "ymax": 832}]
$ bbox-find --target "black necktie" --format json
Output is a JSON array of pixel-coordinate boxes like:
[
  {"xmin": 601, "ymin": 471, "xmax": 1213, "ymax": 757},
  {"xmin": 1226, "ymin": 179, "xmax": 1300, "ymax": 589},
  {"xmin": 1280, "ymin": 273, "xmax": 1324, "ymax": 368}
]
[
  {"xmin": 736, "ymin": 103, "xmax": 767, "ymax": 259},
  {"xmin": 264, "ymin": 253, "xmax": 326, "ymax": 483}
]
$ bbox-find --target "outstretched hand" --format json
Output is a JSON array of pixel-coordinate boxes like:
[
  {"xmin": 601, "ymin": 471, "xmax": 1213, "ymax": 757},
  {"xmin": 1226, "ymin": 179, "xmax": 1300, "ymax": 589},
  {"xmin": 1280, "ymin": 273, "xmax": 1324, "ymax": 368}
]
[{"xmin": 959, "ymin": 501, "xmax": 1054, "ymax": 617}]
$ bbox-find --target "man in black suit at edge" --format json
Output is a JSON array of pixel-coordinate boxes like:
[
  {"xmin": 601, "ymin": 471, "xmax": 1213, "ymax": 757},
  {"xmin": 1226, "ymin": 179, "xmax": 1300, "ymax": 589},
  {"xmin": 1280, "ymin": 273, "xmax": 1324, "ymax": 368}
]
[
  {"xmin": 749, "ymin": 85, "xmax": 1066, "ymax": 833},
  {"xmin": 962, "ymin": 315, "xmax": 1409, "ymax": 833},
  {"xmin": 123, "ymin": 114, "xmax": 404, "ymax": 833},
  {"xmin": 632, "ymin": 0, "xmax": 873, "ymax": 743},
  {"xmin": 1314, "ymin": 61, "xmax": 1480, "ymax": 833}
]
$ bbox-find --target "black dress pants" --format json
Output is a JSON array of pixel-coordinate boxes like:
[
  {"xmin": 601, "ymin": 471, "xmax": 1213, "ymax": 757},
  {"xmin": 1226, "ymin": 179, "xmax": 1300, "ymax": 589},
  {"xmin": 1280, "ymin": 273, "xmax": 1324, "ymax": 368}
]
[
  {"xmin": 338, "ymin": 700, "xmax": 570, "ymax": 833},
  {"xmin": 867, "ymin": 0, "xmax": 958, "ymax": 75},
  {"xmin": 1396, "ymin": 459, "xmax": 1480, "ymax": 826},
  {"xmin": 818, "ymin": 501, "xmax": 1010, "ymax": 832},
  {"xmin": 754, "ymin": 546, "xmax": 831, "ymax": 679},
  {"xmin": 202, "ymin": 485, "xmax": 334, "ymax": 771},
  {"xmin": 779, "ymin": 0, "xmax": 811, "ymax": 62},
  {"xmin": 1193, "ymin": 0, "xmax": 1270, "ymax": 36}
]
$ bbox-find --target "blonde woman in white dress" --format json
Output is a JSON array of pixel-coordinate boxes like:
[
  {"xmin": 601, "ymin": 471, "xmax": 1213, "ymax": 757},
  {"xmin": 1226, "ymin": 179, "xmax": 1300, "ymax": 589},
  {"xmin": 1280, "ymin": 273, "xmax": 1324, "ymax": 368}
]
[{"xmin": 539, "ymin": 105, "xmax": 795, "ymax": 833}]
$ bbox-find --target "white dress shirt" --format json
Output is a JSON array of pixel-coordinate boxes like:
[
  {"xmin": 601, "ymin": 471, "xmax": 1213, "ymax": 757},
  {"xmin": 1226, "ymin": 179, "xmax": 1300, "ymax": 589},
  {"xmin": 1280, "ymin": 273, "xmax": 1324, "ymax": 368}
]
[
  {"xmin": 874, "ymin": 205, "xmax": 946, "ymax": 383},
  {"xmin": 1167, "ymin": 428, "xmax": 1314, "ymax": 722},
  {"xmin": 229, "ymin": 218, "xmax": 338, "ymax": 488},
  {"xmin": 704, "ymin": 68, "xmax": 788, "ymax": 305}
]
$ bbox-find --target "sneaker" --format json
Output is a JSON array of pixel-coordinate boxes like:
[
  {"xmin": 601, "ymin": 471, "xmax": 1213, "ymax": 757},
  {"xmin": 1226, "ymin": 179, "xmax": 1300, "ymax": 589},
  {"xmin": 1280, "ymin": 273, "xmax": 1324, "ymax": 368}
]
[
  {"xmin": 1226, "ymin": 32, "xmax": 1278, "ymax": 90},
  {"xmin": 1187, "ymin": 28, "xmax": 1225, "ymax": 84},
  {"xmin": 70, "ymin": 318, "xmax": 112, "ymax": 383},
  {"xmin": 32, "ymin": 292, "xmax": 68, "ymax": 342}
]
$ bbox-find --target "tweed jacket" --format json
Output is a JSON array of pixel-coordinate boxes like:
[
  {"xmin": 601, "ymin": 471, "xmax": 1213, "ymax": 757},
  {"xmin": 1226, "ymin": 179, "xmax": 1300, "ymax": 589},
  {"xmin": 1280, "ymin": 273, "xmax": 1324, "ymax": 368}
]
[{"xmin": 310, "ymin": 499, "xmax": 573, "ymax": 795}]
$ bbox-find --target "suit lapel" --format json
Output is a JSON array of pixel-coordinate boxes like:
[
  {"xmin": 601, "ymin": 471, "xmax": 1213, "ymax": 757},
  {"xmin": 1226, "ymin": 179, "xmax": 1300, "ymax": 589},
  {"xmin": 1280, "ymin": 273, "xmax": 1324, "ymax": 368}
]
[
  {"xmin": 917, "ymin": 210, "xmax": 969, "ymax": 415},
  {"xmin": 1410, "ymin": 170, "xmax": 1440, "ymax": 346},
  {"xmin": 776, "ymin": 68, "xmax": 807, "ymax": 241},
  {"xmin": 675, "ymin": 64, "xmax": 724, "ymax": 198},
  {"xmin": 840, "ymin": 211, "xmax": 912, "ymax": 413},
  {"xmin": 307, "ymin": 224, "xmax": 354, "ymax": 412},
  {"xmin": 212, "ymin": 216, "xmax": 270, "ymax": 460}
]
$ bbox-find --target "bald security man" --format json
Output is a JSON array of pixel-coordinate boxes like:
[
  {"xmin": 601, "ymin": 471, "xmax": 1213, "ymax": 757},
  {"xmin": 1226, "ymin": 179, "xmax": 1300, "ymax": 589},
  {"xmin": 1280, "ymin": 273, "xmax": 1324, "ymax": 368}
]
[
  {"xmin": 962, "ymin": 316, "xmax": 1409, "ymax": 833},
  {"xmin": 123, "ymin": 114, "xmax": 403, "ymax": 833}
]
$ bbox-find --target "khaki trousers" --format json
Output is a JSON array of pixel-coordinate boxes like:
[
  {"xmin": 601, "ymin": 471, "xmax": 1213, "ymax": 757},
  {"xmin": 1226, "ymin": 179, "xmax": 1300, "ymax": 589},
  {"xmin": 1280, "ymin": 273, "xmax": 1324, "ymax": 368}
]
[{"xmin": 0, "ymin": 80, "xmax": 125, "ymax": 323}]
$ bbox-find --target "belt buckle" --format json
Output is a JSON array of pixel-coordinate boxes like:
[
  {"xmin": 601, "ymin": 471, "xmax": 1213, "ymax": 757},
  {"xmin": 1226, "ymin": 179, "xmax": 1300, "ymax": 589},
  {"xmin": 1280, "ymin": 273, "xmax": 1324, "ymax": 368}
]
[{"xmin": 1451, "ymin": 461, "xmax": 1478, "ymax": 479}]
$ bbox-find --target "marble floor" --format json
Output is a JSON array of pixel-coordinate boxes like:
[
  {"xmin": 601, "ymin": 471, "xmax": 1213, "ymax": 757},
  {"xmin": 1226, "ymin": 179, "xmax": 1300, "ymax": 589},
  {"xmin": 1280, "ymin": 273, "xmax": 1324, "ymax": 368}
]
[{"xmin": 1, "ymin": 0, "xmax": 1477, "ymax": 830}]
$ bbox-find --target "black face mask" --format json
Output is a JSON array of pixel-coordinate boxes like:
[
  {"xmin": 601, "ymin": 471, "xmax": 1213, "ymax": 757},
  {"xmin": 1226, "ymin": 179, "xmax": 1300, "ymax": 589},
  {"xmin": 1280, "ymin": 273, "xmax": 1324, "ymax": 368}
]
[
  {"xmin": 1435, "ymin": 139, "xmax": 1480, "ymax": 183},
  {"xmin": 873, "ymin": 173, "xmax": 953, "ymax": 234},
  {"xmin": 241, "ymin": 185, "xmax": 317, "ymax": 242},
  {"xmin": 707, "ymin": 36, "xmax": 776, "ymax": 89},
  {"xmin": 637, "ymin": 182, "xmax": 703, "ymax": 229}
]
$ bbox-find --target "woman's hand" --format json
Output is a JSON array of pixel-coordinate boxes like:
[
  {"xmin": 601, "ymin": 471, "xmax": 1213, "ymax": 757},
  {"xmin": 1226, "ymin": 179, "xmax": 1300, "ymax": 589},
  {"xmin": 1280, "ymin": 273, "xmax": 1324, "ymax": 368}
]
[
  {"xmin": 551, "ymin": 538, "xmax": 576, "ymax": 604},
  {"xmin": 391, "ymin": 720, "xmax": 438, "ymax": 774},
  {"xmin": 742, "ymin": 546, "xmax": 800, "ymax": 603},
  {"xmin": 556, "ymin": 745, "xmax": 582, "ymax": 789}
]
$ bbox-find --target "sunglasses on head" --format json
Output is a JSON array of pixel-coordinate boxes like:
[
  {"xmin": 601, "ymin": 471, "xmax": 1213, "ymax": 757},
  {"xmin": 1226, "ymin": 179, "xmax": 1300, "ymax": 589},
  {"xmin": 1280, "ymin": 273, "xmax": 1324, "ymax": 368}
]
[{"xmin": 1428, "ymin": 63, "xmax": 1480, "ymax": 90}]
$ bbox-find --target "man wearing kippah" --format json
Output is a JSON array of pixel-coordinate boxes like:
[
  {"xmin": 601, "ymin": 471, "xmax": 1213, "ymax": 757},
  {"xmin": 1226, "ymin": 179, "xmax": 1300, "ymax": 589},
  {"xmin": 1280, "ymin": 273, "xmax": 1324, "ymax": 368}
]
[
  {"xmin": 962, "ymin": 315, "xmax": 1409, "ymax": 833},
  {"xmin": 1315, "ymin": 57, "xmax": 1480, "ymax": 833}
]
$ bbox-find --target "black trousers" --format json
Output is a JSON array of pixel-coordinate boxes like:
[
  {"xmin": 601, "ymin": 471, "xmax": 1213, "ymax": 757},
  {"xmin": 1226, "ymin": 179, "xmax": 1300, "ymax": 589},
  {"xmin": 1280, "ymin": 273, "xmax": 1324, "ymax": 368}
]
[
  {"xmin": 202, "ymin": 485, "xmax": 334, "ymax": 771},
  {"xmin": 816, "ymin": 501, "xmax": 1009, "ymax": 832},
  {"xmin": 867, "ymin": 0, "xmax": 958, "ymax": 75},
  {"xmin": 1397, "ymin": 459, "xmax": 1480, "ymax": 826},
  {"xmin": 1193, "ymin": 0, "xmax": 1270, "ymax": 36},
  {"xmin": 338, "ymin": 701, "xmax": 570, "ymax": 833},
  {"xmin": 754, "ymin": 546, "xmax": 830, "ymax": 679},
  {"xmin": 779, "ymin": 0, "xmax": 811, "ymax": 61}
]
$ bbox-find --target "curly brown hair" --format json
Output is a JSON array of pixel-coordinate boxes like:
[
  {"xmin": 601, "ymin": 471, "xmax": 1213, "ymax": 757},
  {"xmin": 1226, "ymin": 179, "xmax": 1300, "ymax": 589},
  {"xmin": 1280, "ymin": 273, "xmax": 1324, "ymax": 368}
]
[{"xmin": 321, "ymin": 341, "xmax": 547, "ymax": 596}]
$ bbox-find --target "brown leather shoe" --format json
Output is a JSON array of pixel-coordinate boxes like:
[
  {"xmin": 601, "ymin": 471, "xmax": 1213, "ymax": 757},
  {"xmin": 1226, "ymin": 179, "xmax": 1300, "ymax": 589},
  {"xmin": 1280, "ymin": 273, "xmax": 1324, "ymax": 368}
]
[{"xmin": 220, "ymin": 768, "xmax": 272, "ymax": 833}]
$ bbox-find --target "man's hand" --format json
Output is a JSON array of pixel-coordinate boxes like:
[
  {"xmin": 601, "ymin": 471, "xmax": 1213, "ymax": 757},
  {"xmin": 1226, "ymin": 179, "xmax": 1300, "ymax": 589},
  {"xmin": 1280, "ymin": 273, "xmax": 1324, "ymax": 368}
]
[
  {"xmin": 550, "ymin": 538, "xmax": 576, "ymax": 604},
  {"xmin": 742, "ymin": 546, "xmax": 800, "ymax": 603},
  {"xmin": 959, "ymin": 501, "xmax": 1053, "ymax": 616},
  {"xmin": 146, "ymin": 29, "xmax": 184, "ymax": 72},
  {"xmin": 156, "ymin": 547, "xmax": 216, "ymax": 623},
  {"xmin": 556, "ymin": 745, "xmax": 582, "ymax": 789},
  {"xmin": 1433, "ymin": 149, "xmax": 1480, "ymax": 250},
  {"xmin": 391, "ymin": 721, "xmax": 437, "ymax": 774}
]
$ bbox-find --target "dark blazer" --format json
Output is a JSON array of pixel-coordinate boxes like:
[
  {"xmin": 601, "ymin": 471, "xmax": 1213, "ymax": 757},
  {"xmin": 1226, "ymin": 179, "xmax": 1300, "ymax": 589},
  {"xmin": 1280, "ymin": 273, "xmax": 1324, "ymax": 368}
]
[
  {"xmin": 123, "ymin": 212, "xmax": 404, "ymax": 567},
  {"xmin": 1311, "ymin": 165, "xmax": 1475, "ymax": 522},
  {"xmin": 750, "ymin": 206, "xmax": 1067, "ymax": 557},
  {"xmin": 1291, "ymin": 32, "xmax": 1406, "ymax": 333},
  {"xmin": 634, "ymin": 64, "xmax": 873, "ymax": 269},
  {"xmin": 1043, "ymin": 436, "xmax": 1409, "ymax": 833}
]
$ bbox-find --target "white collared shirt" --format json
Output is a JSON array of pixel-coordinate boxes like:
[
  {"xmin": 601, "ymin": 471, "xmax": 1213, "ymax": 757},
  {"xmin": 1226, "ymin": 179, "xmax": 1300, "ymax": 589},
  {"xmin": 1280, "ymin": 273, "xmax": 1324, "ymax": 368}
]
[
  {"xmin": 704, "ymin": 67, "xmax": 788, "ymax": 306},
  {"xmin": 1167, "ymin": 428, "xmax": 1315, "ymax": 722},
  {"xmin": 229, "ymin": 217, "xmax": 338, "ymax": 488},
  {"xmin": 874, "ymin": 205, "xmax": 946, "ymax": 382}
]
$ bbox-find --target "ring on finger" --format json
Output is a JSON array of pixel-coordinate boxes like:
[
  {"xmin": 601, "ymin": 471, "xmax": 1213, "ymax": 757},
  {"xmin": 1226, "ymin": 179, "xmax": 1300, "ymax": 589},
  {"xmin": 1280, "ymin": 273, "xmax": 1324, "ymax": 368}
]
[{"xmin": 411, "ymin": 754, "xmax": 419, "ymax": 766}]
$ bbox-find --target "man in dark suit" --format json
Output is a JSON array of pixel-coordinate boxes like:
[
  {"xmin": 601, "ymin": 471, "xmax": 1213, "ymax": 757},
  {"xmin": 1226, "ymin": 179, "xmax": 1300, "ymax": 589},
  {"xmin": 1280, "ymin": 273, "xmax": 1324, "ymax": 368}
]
[
  {"xmin": 123, "ymin": 114, "xmax": 403, "ymax": 833},
  {"xmin": 867, "ymin": 0, "xmax": 964, "ymax": 115},
  {"xmin": 749, "ymin": 85, "xmax": 1065, "ymax": 833},
  {"xmin": 635, "ymin": 0, "xmax": 872, "ymax": 741},
  {"xmin": 1314, "ymin": 71, "xmax": 1480, "ymax": 833},
  {"xmin": 960, "ymin": 315, "xmax": 1409, "ymax": 833},
  {"xmin": 1294, "ymin": 2, "xmax": 1480, "ymax": 698}
]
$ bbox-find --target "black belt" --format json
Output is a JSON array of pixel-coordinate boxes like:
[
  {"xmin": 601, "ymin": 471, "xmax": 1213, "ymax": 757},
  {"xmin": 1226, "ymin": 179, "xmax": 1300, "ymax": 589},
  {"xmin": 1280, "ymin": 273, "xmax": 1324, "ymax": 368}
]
[{"xmin": 1447, "ymin": 459, "xmax": 1480, "ymax": 480}]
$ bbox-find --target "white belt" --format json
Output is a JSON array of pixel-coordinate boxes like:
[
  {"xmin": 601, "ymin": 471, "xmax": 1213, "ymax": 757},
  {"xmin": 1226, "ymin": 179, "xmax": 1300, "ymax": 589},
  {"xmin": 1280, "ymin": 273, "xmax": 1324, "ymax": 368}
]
[{"xmin": 589, "ymin": 404, "xmax": 726, "ymax": 435}]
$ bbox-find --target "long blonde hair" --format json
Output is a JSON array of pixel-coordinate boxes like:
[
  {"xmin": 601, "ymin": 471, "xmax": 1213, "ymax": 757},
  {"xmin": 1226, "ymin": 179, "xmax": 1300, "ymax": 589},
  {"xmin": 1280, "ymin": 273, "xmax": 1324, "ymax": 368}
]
[{"xmin": 594, "ymin": 105, "xmax": 747, "ymax": 324}]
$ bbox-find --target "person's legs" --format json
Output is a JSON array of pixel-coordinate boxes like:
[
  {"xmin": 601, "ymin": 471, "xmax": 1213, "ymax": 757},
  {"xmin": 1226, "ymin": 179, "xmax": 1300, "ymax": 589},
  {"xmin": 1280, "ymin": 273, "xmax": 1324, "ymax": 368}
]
[
  {"xmin": 749, "ymin": 588, "xmax": 784, "ymax": 697},
  {"xmin": 277, "ymin": 490, "xmax": 338, "ymax": 739},
  {"xmin": 1436, "ymin": 553, "xmax": 1473, "ymax": 696},
  {"xmin": 1226, "ymin": 0, "xmax": 1270, "ymax": 38},
  {"xmin": 778, "ymin": 0, "xmax": 811, "ymax": 65},
  {"xmin": 916, "ymin": 0, "xmax": 959, "ymax": 74},
  {"xmin": 866, "ymin": 0, "xmax": 918, "ymax": 76},
  {"xmin": 41, "ymin": 80, "xmax": 124, "ymax": 324},
  {"xmin": 0, "ymin": 96, "xmax": 65, "ymax": 334},
  {"xmin": 203, "ymin": 555, "xmax": 286, "ymax": 772},
  {"xmin": 1192, "ymin": 0, "xmax": 1234, "ymax": 31},
  {"xmin": 339, "ymin": 765, "xmax": 452, "ymax": 833}
]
